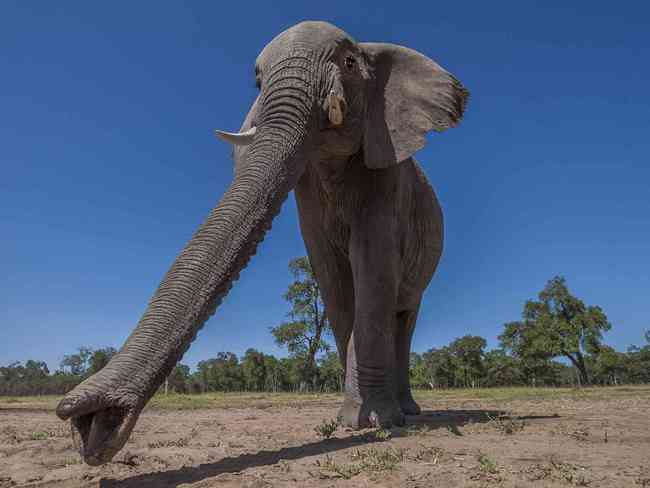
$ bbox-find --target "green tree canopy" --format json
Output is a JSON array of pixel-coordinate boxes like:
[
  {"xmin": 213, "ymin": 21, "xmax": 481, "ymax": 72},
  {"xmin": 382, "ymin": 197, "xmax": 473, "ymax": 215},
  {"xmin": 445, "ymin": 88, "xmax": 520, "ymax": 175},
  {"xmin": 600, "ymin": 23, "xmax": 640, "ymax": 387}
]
[
  {"xmin": 318, "ymin": 352, "xmax": 344, "ymax": 392},
  {"xmin": 270, "ymin": 257, "xmax": 331, "ymax": 389},
  {"xmin": 421, "ymin": 347, "xmax": 456, "ymax": 388},
  {"xmin": 241, "ymin": 348, "xmax": 267, "ymax": 392},
  {"xmin": 60, "ymin": 346, "xmax": 93, "ymax": 376},
  {"xmin": 88, "ymin": 347, "xmax": 117, "ymax": 376},
  {"xmin": 167, "ymin": 364, "xmax": 191, "ymax": 393},
  {"xmin": 484, "ymin": 349, "xmax": 523, "ymax": 387},
  {"xmin": 588, "ymin": 345, "xmax": 628, "ymax": 385},
  {"xmin": 196, "ymin": 352, "xmax": 243, "ymax": 392},
  {"xmin": 499, "ymin": 276, "xmax": 611, "ymax": 385},
  {"xmin": 448, "ymin": 335, "xmax": 487, "ymax": 387},
  {"xmin": 59, "ymin": 346, "xmax": 116, "ymax": 378}
]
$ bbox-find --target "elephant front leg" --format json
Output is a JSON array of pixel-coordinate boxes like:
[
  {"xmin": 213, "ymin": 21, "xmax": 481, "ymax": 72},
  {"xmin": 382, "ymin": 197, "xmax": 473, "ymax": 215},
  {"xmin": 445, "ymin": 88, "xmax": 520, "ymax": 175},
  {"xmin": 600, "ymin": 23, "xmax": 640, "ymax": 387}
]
[
  {"xmin": 339, "ymin": 222, "xmax": 404, "ymax": 429},
  {"xmin": 395, "ymin": 308, "xmax": 422, "ymax": 415},
  {"xmin": 340, "ymin": 330, "xmax": 404, "ymax": 428}
]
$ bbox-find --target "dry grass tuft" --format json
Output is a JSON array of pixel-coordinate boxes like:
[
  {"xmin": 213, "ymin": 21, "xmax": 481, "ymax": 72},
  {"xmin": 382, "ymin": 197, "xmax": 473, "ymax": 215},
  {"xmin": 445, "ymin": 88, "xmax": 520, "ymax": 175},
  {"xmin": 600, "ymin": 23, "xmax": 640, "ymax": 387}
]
[
  {"xmin": 314, "ymin": 446, "xmax": 405, "ymax": 479},
  {"xmin": 486, "ymin": 412, "xmax": 526, "ymax": 434},
  {"xmin": 313, "ymin": 418, "xmax": 339, "ymax": 439}
]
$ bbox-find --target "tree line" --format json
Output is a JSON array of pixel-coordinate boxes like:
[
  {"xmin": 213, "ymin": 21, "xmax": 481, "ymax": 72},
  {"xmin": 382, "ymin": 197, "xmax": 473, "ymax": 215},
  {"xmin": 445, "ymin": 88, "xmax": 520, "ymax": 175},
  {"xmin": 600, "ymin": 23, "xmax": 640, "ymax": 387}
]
[
  {"xmin": 0, "ymin": 347, "xmax": 117, "ymax": 396},
  {"xmin": 0, "ymin": 347, "xmax": 344, "ymax": 396},
  {"xmin": 2, "ymin": 260, "xmax": 649, "ymax": 396}
]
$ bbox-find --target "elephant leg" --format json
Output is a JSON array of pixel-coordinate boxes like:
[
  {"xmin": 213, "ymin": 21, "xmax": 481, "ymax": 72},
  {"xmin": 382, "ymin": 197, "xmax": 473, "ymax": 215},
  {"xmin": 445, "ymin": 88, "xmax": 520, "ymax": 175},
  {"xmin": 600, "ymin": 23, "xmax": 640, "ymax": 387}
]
[
  {"xmin": 339, "ymin": 217, "xmax": 404, "ymax": 429},
  {"xmin": 325, "ymin": 259, "xmax": 355, "ymax": 375},
  {"xmin": 294, "ymin": 170, "xmax": 355, "ymax": 375},
  {"xmin": 395, "ymin": 305, "xmax": 421, "ymax": 415},
  {"xmin": 308, "ymin": 245, "xmax": 355, "ymax": 375}
]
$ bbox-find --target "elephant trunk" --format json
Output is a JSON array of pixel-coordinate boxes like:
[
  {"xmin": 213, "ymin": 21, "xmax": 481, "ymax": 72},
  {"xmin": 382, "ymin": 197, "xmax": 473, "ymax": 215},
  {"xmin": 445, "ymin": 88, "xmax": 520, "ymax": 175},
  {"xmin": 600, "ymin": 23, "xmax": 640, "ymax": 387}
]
[{"xmin": 56, "ymin": 50, "xmax": 316, "ymax": 465}]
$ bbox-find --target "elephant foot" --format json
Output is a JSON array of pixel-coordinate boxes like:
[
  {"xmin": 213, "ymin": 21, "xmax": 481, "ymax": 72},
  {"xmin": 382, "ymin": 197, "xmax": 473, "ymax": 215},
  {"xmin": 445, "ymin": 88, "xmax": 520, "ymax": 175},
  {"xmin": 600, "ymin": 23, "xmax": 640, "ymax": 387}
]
[
  {"xmin": 398, "ymin": 393, "xmax": 421, "ymax": 416},
  {"xmin": 338, "ymin": 393, "xmax": 405, "ymax": 429}
]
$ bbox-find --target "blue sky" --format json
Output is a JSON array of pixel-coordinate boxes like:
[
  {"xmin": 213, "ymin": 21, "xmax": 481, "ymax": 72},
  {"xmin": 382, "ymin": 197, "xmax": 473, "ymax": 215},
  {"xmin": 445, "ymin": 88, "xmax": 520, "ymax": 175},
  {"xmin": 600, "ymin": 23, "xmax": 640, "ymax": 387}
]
[{"xmin": 2, "ymin": 2, "xmax": 649, "ymax": 372}]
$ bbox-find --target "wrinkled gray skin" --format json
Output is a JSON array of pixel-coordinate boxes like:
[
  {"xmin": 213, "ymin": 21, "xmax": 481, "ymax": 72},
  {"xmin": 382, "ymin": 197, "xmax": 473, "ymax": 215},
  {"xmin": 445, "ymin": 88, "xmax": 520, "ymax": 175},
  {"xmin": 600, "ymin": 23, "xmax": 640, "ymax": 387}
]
[{"xmin": 56, "ymin": 21, "xmax": 468, "ymax": 465}]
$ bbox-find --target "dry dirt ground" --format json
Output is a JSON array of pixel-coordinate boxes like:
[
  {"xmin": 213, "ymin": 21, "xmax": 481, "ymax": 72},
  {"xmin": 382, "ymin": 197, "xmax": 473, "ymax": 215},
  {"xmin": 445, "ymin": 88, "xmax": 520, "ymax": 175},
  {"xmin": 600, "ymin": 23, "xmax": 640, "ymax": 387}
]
[{"xmin": 1, "ymin": 387, "xmax": 649, "ymax": 487}]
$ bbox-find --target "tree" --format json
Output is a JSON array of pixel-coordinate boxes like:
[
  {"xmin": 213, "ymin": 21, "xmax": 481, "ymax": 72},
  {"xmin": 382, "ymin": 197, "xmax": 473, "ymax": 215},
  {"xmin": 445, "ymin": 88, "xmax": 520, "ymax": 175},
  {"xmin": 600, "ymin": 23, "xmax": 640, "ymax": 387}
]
[
  {"xmin": 23, "ymin": 360, "xmax": 50, "ymax": 394},
  {"xmin": 167, "ymin": 364, "xmax": 190, "ymax": 393},
  {"xmin": 262, "ymin": 354, "xmax": 288, "ymax": 392},
  {"xmin": 626, "ymin": 332, "xmax": 650, "ymax": 384},
  {"xmin": 484, "ymin": 349, "xmax": 523, "ymax": 387},
  {"xmin": 409, "ymin": 353, "xmax": 429, "ymax": 388},
  {"xmin": 319, "ymin": 352, "xmax": 344, "ymax": 392},
  {"xmin": 59, "ymin": 346, "xmax": 116, "ymax": 380},
  {"xmin": 270, "ymin": 257, "xmax": 330, "ymax": 389},
  {"xmin": 0, "ymin": 362, "xmax": 22, "ymax": 395},
  {"xmin": 197, "ymin": 352, "xmax": 243, "ymax": 392},
  {"xmin": 2, "ymin": 345, "xmax": 118, "ymax": 396},
  {"xmin": 241, "ymin": 348, "xmax": 267, "ymax": 391},
  {"xmin": 60, "ymin": 346, "xmax": 93, "ymax": 376},
  {"xmin": 448, "ymin": 335, "xmax": 487, "ymax": 388},
  {"xmin": 280, "ymin": 357, "xmax": 305, "ymax": 391},
  {"xmin": 421, "ymin": 347, "xmax": 456, "ymax": 388},
  {"xmin": 88, "ymin": 347, "xmax": 117, "ymax": 376},
  {"xmin": 589, "ymin": 345, "xmax": 628, "ymax": 385},
  {"xmin": 50, "ymin": 369, "xmax": 81, "ymax": 394},
  {"xmin": 499, "ymin": 276, "xmax": 611, "ymax": 385}
]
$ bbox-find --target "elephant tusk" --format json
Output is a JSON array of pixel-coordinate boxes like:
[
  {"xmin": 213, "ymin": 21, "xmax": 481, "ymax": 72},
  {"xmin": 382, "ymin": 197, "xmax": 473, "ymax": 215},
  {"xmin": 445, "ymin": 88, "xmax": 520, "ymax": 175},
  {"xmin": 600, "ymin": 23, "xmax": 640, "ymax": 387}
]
[
  {"xmin": 327, "ymin": 91, "xmax": 346, "ymax": 127},
  {"xmin": 214, "ymin": 126, "xmax": 257, "ymax": 145}
]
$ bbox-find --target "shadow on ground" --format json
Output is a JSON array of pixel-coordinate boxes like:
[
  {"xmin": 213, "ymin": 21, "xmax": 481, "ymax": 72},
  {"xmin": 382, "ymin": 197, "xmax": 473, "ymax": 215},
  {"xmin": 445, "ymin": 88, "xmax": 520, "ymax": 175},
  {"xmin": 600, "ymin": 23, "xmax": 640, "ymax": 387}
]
[
  {"xmin": 99, "ymin": 409, "xmax": 559, "ymax": 488},
  {"xmin": 392, "ymin": 409, "xmax": 560, "ymax": 437}
]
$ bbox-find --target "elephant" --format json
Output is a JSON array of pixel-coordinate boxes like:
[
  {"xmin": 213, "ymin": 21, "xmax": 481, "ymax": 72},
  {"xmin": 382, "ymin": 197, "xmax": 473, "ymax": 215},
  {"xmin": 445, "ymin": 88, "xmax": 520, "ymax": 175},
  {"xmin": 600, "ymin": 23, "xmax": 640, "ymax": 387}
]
[{"xmin": 56, "ymin": 21, "xmax": 468, "ymax": 465}]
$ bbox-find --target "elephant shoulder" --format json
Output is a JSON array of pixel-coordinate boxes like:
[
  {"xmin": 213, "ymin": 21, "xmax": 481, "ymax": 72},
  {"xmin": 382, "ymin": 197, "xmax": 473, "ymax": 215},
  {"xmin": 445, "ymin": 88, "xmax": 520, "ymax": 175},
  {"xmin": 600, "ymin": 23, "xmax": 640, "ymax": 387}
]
[
  {"xmin": 402, "ymin": 158, "xmax": 440, "ymax": 204},
  {"xmin": 403, "ymin": 157, "xmax": 443, "ymax": 229}
]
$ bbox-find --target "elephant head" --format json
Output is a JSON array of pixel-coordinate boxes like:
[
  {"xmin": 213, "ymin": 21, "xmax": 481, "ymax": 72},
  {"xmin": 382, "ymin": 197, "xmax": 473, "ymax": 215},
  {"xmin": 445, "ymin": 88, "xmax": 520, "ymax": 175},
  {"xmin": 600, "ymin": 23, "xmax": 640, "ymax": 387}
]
[{"xmin": 56, "ymin": 21, "xmax": 467, "ymax": 465}]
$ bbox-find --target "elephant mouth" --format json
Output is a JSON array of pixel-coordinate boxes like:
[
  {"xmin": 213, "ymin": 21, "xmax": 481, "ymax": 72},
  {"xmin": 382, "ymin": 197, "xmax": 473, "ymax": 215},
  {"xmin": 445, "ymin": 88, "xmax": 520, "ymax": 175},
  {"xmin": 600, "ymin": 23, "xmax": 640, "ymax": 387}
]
[{"xmin": 68, "ymin": 406, "xmax": 138, "ymax": 465}]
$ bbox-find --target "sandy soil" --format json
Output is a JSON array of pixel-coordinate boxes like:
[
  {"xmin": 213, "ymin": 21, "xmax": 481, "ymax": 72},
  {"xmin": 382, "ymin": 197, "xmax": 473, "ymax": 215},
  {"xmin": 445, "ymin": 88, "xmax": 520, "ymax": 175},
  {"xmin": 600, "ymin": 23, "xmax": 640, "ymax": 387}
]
[{"xmin": 1, "ymin": 388, "xmax": 649, "ymax": 487}]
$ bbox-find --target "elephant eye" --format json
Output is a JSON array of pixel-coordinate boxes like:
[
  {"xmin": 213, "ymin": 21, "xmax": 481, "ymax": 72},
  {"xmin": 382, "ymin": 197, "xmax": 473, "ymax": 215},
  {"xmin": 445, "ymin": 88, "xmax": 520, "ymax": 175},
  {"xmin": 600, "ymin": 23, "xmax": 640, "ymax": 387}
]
[{"xmin": 344, "ymin": 56, "xmax": 356, "ymax": 70}]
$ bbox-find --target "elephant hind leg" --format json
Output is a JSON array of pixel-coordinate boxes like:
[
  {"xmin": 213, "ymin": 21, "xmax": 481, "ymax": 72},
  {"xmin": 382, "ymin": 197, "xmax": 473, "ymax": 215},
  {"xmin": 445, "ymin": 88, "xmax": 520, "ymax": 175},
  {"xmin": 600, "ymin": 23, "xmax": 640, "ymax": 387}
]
[{"xmin": 395, "ymin": 305, "xmax": 421, "ymax": 415}]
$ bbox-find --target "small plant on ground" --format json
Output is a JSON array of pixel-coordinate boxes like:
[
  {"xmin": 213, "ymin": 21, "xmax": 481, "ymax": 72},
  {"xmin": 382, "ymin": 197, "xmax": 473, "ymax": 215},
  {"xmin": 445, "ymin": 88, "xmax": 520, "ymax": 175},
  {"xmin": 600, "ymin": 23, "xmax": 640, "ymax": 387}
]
[
  {"xmin": 410, "ymin": 445, "xmax": 444, "ymax": 464},
  {"xmin": 550, "ymin": 458, "xmax": 592, "ymax": 486},
  {"xmin": 61, "ymin": 456, "xmax": 81, "ymax": 466},
  {"xmin": 478, "ymin": 453, "xmax": 499, "ymax": 474},
  {"xmin": 525, "ymin": 459, "xmax": 592, "ymax": 486},
  {"xmin": 276, "ymin": 459, "xmax": 291, "ymax": 473},
  {"xmin": 30, "ymin": 431, "xmax": 49, "ymax": 440},
  {"xmin": 148, "ymin": 437, "xmax": 188, "ymax": 449},
  {"xmin": 352, "ymin": 446, "xmax": 405, "ymax": 472},
  {"xmin": 472, "ymin": 453, "xmax": 503, "ymax": 483},
  {"xmin": 372, "ymin": 427, "xmax": 392, "ymax": 441},
  {"xmin": 315, "ymin": 446, "xmax": 405, "ymax": 480},
  {"xmin": 315, "ymin": 455, "xmax": 362, "ymax": 480},
  {"xmin": 486, "ymin": 412, "xmax": 526, "ymax": 434},
  {"xmin": 314, "ymin": 418, "xmax": 339, "ymax": 439}
]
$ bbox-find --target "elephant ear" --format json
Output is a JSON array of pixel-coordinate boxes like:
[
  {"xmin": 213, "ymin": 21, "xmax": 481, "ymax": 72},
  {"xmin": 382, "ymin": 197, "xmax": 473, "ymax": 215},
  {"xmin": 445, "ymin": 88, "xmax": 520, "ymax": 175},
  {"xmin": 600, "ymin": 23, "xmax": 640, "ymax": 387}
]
[{"xmin": 360, "ymin": 42, "xmax": 469, "ymax": 169}]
